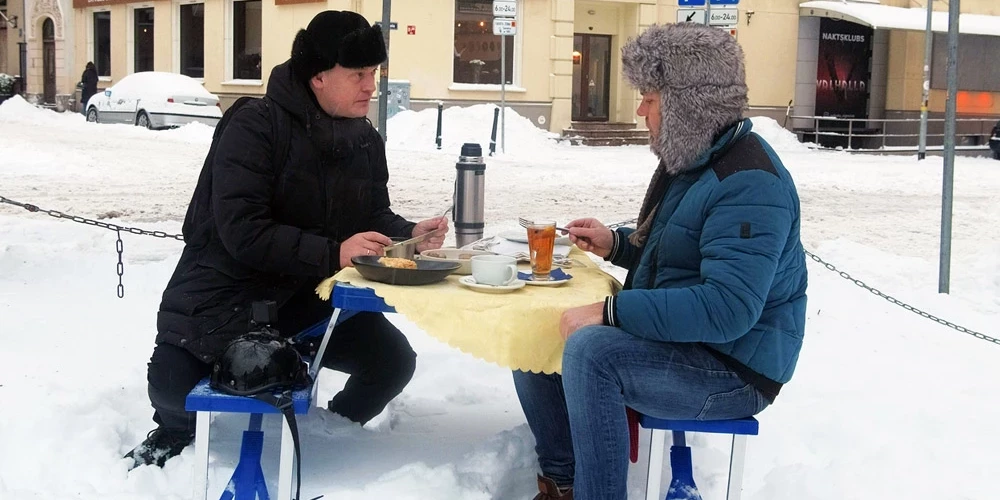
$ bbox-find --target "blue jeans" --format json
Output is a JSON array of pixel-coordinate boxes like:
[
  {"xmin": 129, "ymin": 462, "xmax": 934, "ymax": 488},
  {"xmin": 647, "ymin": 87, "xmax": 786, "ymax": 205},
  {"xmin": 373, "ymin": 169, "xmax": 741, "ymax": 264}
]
[{"xmin": 513, "ymin": 325, "xmax": 770, "ymax": 499}]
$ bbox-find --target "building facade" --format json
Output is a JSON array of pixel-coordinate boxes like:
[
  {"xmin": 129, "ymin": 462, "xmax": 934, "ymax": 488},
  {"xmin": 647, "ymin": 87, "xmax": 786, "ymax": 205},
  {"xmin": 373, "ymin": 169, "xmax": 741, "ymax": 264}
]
[{"xmin": 2, "ymin": 0, "xmax": 998, "ymax": 138}]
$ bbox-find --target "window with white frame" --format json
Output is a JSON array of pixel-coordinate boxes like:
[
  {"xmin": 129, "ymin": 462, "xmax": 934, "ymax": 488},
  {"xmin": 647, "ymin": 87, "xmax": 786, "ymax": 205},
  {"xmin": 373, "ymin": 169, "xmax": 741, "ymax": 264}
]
[
  {"xmin": 232, "ymin": 0, "xmax": 261, "ymax": 80},
  {"xmin": 179, "ymin": 3, "xmax": 204, "ymax": 78},
  {"xmin": 93, "ymin": 11, "xmax": 112, "ymax": 77},
  {"xmin": 453, "ymin": 0, "xmax": 515, "ymax": 85}
]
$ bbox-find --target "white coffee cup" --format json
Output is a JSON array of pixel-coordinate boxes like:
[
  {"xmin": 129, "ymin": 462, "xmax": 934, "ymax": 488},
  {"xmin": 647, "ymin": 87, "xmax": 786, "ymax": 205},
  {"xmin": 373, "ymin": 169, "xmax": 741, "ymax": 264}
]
[{"xmin": 470, "ymin": 255, "xmax": 518, "ymax": 286}]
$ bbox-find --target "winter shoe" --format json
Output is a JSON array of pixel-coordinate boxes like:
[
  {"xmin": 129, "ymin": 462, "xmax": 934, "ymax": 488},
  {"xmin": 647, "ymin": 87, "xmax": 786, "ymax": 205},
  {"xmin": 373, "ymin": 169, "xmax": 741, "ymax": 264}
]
[
  {"xmin": 533, "ymin": 474, "xmax": 573, "ymax": 500},
  {"xmin": 124, "ymin": 427, "xmax": 195, "ymax": 470}
]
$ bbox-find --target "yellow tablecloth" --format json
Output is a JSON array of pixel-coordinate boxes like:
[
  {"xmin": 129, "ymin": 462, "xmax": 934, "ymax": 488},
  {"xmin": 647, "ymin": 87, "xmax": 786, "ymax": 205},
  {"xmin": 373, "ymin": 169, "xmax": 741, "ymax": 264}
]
[{"xmin": 327, "ymin": 249, "xmax": 621, "ymax": 374}]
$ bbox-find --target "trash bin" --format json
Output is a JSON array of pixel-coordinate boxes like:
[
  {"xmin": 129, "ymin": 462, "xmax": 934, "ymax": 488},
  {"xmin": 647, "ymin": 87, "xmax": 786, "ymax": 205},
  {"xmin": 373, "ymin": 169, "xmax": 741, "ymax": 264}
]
[
  {"xmin": 386, "ymin": 80, "xmax": 410, "ymax": 119},
  {"xmin": 74, "ymin": 83, "xmax": 83, "ymax": 113}
]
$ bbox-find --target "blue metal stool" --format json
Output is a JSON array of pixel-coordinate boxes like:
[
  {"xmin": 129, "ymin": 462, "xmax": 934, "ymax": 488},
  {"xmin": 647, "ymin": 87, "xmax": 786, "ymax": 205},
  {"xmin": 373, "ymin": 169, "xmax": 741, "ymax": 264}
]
[
  {"xmin": 641, "ymin": 416, "xmax": 759, "ymax": 500},
  {"xmin": 184, "ymin": 283, "xmax": 395, "ymax": 500}
]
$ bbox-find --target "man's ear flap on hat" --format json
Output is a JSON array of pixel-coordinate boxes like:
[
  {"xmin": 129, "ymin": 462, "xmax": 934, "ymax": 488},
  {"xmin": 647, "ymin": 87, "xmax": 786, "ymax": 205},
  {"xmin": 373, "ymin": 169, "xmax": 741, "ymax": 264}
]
[
  {"xmin": 337, "ymin": 25, "xmax": 388, "ymax": 69},
  {"xmin": 291, "ymin": 28, "xmax": 328, "ymax": 82}
]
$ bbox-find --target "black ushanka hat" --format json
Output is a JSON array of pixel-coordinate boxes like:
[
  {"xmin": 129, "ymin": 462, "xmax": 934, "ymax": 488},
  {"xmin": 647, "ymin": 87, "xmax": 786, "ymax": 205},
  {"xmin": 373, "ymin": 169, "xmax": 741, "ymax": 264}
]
[{"xmin": 290, "ymin": 10, "xmax": 388, "ymax": 82}]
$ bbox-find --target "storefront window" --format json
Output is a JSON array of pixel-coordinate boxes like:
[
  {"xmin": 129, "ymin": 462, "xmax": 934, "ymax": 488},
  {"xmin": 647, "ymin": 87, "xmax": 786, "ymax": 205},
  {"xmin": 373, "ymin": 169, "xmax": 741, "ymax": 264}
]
[
  {"xmin": 453, "ymin": 0, "xmax": 514, "ymax": 85},
  {"xmin": 134, "ymin": 8, "xmax": 154, "ymax": 72},
  {"xmin": 180, "ymin": 3, "xmax": 204, "ymax": 78},
  {"xmin": 93, "ymin": 11, "xmax": 111, "ymax": 77},
  {"xmin": 233, "ymin": 0, "xmax": 261, "ymax": 80}
]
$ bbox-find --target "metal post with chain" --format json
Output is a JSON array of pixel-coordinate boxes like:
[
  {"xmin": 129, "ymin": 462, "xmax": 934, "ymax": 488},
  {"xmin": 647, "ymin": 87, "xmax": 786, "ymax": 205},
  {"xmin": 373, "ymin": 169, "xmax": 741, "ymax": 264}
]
[
  {"xmin": 3, "ymin": 195, "xmax": 998, "ymax": 347},
  {"xmin": 803, "ymin": 250, "xmax": 999, "ymax": 346},
  {"xmin": 1, "ymin": 195, "xmax": 184, "ymax": 298}
]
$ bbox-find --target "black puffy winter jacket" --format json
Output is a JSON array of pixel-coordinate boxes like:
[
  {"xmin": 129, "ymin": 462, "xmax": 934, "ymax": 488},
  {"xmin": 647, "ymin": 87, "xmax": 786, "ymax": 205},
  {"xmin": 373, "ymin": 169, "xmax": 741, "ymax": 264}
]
[{"xmin": 156, "ymin": 61, "xmax": 414, "ymax": 362}]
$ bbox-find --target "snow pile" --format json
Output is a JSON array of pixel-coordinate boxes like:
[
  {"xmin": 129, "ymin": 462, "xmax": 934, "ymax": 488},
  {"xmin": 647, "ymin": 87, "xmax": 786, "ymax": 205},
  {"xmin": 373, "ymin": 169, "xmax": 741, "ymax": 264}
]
[
  {"xmin": 750, "ymin": 116, "xmax": 813, "ymax": 153},
  {"xmin": 387, "ymin": 104, "xmax": 560, "ymax": 156},
  {"xmin": 0, "ymin": 95, "xmax": 82, "ymax": 126}
]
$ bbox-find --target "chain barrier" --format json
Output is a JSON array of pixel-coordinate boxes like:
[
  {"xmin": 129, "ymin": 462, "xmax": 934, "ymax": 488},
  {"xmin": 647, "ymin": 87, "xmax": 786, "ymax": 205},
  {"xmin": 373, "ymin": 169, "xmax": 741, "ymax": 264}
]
[
  {"xmin": 607, "ymin": 217, "xmax": 637, "ymax": 229},
  {"xmin": 1, "ymin": 195, "xmax": 185, "ymax": 298},
  {"xmin": 804, "ymin": 250, "xmax": 999, "ymax": 346},
  {"xmin": 4, "ymin": 196, "xmax": 997, "ymax": 346}
]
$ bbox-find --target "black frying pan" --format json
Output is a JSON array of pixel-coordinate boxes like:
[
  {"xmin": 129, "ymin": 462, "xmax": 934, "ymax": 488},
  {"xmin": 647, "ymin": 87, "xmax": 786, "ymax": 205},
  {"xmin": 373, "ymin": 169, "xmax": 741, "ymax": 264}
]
[{"xmin": 351, "ymin": 255, "xmax": 460, "ymax": 286}]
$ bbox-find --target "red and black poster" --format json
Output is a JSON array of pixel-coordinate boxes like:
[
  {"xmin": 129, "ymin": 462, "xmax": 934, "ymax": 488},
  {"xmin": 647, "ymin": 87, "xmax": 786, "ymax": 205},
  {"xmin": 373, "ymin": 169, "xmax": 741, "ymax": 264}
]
[{"xmin": 816, "ymin": 18, "xmax": 873, "ymax": 122}]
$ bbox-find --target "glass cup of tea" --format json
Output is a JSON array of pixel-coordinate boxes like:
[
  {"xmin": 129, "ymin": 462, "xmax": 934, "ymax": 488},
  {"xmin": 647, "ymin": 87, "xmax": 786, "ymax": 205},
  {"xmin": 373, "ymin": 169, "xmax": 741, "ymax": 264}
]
[{"xmin": 526, "ymin": 221, "xmax": 557, "ymax": 281}]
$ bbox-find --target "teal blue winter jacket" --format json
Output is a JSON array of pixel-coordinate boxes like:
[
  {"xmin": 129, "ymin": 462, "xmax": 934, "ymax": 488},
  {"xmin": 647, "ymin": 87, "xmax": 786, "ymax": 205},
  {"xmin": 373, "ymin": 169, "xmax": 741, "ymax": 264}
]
[{"xmin": 605, "ymin": 119, "xmax": 808, "ymax": 383}]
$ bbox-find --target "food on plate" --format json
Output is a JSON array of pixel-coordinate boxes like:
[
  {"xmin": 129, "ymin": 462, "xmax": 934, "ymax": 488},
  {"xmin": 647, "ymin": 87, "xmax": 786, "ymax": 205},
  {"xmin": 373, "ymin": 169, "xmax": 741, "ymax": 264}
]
[{"xmin": 378, "ymin": 257, "xmax": 418, "ymax": 269}]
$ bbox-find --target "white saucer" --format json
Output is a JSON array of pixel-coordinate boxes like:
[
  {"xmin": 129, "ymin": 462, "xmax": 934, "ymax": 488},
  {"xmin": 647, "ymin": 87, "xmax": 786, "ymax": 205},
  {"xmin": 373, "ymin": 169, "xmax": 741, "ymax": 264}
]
[
  {"xmin": 458, "ymin": 275, "xmax": 526, "ymax": 293},
  {"xmin": 518, "ymin": 270, "xmax": 573, "ymax": 287},
  {"xmin": 499, "ymin": 229, "xmax": 571, "ymax": 246},
  {"xmin": 522, "ymin": 276, "xmax": 571, "ymax": 287}
]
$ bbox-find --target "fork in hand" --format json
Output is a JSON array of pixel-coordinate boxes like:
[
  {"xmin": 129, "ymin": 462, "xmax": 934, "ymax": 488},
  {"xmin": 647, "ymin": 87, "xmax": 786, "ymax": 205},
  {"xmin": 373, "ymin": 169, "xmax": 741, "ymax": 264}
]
[{"xmin": 518, "ymin": 217, "xmax": 569, "ymax": 233}]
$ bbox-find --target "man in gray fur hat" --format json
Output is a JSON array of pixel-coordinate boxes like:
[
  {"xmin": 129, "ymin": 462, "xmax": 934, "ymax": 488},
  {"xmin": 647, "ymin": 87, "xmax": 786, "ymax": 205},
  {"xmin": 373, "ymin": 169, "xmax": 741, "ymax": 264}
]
[{"xmin": 512, "ymin": 23, "xmax": 807, "ymax": 499}]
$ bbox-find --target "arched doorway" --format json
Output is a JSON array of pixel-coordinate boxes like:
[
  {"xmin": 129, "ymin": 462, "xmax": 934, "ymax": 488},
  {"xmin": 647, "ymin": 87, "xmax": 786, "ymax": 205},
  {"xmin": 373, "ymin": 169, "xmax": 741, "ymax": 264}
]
[{"xmin": 42, "ymin": 18, "xmax": 56, "ymax": 104}]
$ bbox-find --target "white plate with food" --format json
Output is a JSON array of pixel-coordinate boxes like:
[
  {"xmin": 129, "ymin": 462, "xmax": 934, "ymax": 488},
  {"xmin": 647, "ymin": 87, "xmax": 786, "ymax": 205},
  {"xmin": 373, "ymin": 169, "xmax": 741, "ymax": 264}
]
[{"xmin": 419, "ymin": 248, "xmax": 496, "ymax": 275}]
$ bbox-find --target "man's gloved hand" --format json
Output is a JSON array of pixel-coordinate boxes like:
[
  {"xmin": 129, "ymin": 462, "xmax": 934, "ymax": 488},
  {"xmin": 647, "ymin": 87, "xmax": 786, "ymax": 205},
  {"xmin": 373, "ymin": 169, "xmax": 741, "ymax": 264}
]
[
  {"xmin": 339, "ymin": 231, "xmax": 393, "ymax": 268},
  {"xmin": 412, "ymin": 216, "xmax": 449, "ymax": 252}
]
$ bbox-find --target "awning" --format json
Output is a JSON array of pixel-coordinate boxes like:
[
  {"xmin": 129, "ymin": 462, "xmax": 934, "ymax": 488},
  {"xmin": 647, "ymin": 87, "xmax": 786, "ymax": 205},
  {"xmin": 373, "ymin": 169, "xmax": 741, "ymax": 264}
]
[{"xmin": 799, "ymin": 1, "xmax": 1000, "ymax": 37}]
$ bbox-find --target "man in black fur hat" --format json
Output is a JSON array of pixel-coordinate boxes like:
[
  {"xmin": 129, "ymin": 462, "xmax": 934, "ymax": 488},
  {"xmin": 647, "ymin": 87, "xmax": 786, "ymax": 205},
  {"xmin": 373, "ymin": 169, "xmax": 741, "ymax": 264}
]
[{"xmin": 124, "ymin": 10, "xmax": 448, "ymax": 470}]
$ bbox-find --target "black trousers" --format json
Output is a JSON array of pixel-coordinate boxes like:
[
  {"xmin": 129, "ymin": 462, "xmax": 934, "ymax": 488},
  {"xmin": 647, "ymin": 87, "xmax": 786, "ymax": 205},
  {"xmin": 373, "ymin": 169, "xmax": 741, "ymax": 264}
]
[{"xmin": 147, "ymin": 304, "xmax": 416, "ymax": 431}]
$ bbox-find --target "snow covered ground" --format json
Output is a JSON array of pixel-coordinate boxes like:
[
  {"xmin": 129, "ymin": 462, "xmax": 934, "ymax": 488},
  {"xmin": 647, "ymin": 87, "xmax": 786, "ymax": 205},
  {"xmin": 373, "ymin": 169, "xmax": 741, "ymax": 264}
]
[{"xmin": 1, "ymin": 96, "xmax": 999, "ymax": 500}]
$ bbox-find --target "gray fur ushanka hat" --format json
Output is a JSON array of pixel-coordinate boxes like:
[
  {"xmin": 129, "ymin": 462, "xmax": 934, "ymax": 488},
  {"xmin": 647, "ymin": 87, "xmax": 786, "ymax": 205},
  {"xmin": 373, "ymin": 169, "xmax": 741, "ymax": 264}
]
[{"xmin": 622, "ymin": 23, "xmax": 748, "ymax": 174}]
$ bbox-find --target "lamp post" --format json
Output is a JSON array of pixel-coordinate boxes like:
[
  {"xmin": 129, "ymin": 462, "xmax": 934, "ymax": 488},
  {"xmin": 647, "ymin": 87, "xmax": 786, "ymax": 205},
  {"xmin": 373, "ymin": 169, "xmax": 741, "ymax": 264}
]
[
  {"xmin": 938, "ymin": 0, "xmax": 960, "ymax": 294},
  {"xmin": 918, "ymin": 0, "xmax": 933, "ymax": 160},
  {"xmin": 377, "ymin": 0, "xmax": 391, "ymax": 144}
]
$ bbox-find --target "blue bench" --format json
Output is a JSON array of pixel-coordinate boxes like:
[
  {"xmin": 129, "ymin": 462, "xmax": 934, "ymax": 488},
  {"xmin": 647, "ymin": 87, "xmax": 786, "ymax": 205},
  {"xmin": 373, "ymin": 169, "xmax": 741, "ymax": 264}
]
[
  {"xmin": 185, "ymin": 283, "xmax": 395, "ymax": 500},
  {"xmin": 641, "ymin": 415, "xmax": 760, "ymax": 500}
]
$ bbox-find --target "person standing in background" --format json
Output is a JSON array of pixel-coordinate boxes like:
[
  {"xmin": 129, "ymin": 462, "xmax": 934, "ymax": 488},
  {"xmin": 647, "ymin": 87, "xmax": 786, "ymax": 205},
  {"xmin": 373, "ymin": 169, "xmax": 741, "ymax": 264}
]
[{"xmin": 79, "ymin": 62, "xmax": 98, "ymax": 116}]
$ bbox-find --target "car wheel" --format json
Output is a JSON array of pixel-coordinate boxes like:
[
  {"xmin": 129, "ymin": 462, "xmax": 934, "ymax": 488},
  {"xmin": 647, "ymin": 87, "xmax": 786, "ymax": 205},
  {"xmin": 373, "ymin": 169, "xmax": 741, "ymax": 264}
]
[
  {"xmin": 136, "ymin": 111, "xmax": 152, "ymax": 129},
  {"xmin": 86, "ymin": 108, "xmax": 99, "ymax": 123},
  {"xmin": 994, "ymin": 150, "xmax": 1000, "ymax": 161}
]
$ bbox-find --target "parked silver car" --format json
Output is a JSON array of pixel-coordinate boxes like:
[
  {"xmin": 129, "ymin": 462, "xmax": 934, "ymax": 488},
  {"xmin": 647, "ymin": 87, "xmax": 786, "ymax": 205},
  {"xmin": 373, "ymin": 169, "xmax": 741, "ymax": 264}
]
[{"xmin": 84, "ymin": 72, "xmax": 222, "ymax": 130}]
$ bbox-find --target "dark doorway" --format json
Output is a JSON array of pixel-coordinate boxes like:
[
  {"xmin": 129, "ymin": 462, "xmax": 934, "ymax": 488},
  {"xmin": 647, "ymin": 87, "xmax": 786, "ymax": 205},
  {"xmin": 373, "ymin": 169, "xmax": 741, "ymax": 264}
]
[
  {"xmin": 572, "ymin": 34, "xmax": 611, "ymax": 122},
  {"xmin": 134, "ymin": 8, "xmax": 154, "ymax": 72},
  {"xmin": 42, "ymin": 18, "xmax": 55, "ymax": 104}
]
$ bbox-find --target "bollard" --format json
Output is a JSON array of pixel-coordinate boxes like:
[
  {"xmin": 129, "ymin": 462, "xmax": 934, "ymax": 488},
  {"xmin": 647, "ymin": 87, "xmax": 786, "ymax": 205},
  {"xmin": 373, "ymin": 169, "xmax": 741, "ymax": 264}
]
[
  {"xmin": 453, "ymin": 143, "xmax": 486, "ymax": 248},
  {"xmin": 435, "ymin": 101, "xmax": 443, "ymax": 150},
  {"xmin": 489, "ymin": 107, "xmax": 500, "ymax": 156}
]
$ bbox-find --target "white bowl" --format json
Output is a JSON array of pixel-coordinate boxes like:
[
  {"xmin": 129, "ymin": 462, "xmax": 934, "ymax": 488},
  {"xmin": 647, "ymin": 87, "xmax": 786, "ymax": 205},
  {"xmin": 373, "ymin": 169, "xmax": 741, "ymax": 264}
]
[{"xmin": 419, "ymin": 248, "xmax": 496, "ymax": 275}]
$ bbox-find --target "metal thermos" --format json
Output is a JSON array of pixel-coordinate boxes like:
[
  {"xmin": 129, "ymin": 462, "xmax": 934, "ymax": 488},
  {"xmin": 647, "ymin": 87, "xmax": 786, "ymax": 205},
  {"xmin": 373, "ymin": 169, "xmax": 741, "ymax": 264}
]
[{"xmin": 453, "ymin": 143, "xmax": 486, "ymax": 248}]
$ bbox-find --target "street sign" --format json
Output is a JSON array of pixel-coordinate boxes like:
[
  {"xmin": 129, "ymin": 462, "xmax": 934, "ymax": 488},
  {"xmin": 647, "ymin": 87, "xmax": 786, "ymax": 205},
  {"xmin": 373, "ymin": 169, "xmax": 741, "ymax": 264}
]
[
  {"xmin": 709, "ymin": 0, "xmax": 739, "ymax": 4},
  {"xmin": 708, "ymin": 8, "xmax": 738, "ymax": 26},
  {"xmin": 493, "ymin": 18, "xmax": 516, "ymax": 36},
  {"xmin": 493, "ymin": 0, "xmax": 517, "ymax": 17},
  {"xmin": 677, "ymin": 8, "xmax": 706, "ymax": 24},
  {"xmin": 374, "ymin": 21, "xmax": 398, "ymax": 30}
]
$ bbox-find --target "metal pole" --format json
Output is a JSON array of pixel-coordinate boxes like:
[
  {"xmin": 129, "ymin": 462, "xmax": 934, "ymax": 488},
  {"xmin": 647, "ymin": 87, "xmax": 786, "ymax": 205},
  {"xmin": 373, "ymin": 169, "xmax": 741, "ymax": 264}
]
[
  {"xmin": 489, "ymin": 105, "xmax": 499, "ymax": 156},
  {"xmin": 435, "ymin": 101, "xmax": 443, "ymax": 150},
  {"xmin": 500, "ymin": 33, "xmax": 506, "ymax": 153},
  {"xmin": 939, "ymin": 0, "xmax": 959, "ymax": 294},
  {"xmin": 18, "ymin": 42, "xmax": 27, "ymax": 96},
  {"xmin": 705, "ymin": 0, "xmax": 713, "ymax": 26},
  {"xmin": 918, "ymin": 0, "xmax": 933, "ymax": 160},
  {"xmin": 377, "ymin": 0, "xmax": 392, "ymax": 144}
]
